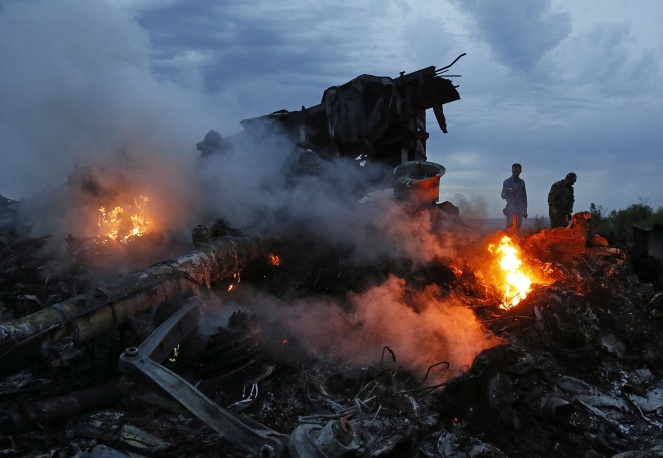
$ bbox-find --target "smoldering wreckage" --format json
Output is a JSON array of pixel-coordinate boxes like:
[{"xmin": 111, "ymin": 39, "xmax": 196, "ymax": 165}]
[{"xmin": 2, "ymin": 55, "xmax": 663, "ymax": 458}]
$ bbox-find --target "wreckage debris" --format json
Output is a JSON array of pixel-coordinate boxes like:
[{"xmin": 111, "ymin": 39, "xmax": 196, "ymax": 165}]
[
  {"xmin": 3, "ymin": 54, "xmax": 663, "ymax": 456},
  {"xmin": 1, "ymin": 209, "xmax": 662, "ymax": 457},
  {"xmin": 0, "ymin": 234, "xmax": 266, "ymax": 377}
]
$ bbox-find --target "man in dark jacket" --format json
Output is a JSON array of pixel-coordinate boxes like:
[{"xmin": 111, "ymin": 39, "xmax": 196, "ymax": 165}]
[
  {"xmin": 501, "ymin": 163, "xmax": 528, "ymax": 232},
  {"xmin": 548, "ymin": 172, "xmax": 577, "ymax": 228}
]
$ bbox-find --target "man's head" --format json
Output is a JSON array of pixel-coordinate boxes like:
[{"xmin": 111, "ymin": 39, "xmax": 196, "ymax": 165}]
[
  {"xmin": 511, "ymin": 163, "xmax": 522, "ymax": 177},
  {"xmin": 565, "ymin": 172, "xmax": 577, "ymax": 185}
]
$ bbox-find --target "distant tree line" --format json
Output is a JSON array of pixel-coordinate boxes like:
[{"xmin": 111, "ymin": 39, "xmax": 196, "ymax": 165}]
[{"xmin": 590, "ymin": 201, "xmax": 663, "ymax": 244}]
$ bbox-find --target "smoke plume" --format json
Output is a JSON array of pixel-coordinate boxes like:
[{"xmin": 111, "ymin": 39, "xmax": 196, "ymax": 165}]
[{"xmin": 0, "ymin": 0, "xmax": 499, "ymax": 382}]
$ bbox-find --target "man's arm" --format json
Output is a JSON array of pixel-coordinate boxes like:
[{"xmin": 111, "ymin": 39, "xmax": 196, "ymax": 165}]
[
  {"xmin": 501, "ymin": 178, "xmax": 512, "ymax": 200},
  {"xmin": 548, "ymin": 182, "xmax": 559, "ymax": 207},
  {"xmin": 565, "ymin": 186, "xmax": 575, "ymax": 220}
]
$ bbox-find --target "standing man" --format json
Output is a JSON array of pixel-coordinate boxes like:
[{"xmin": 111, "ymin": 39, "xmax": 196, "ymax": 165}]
[
  {"xmin": 548, "ymin": 172, "xmax": 577, "ymax": 228},
  {"xmin": 501, "ymin": 163, "xmax": 528, "ymax": 232}
]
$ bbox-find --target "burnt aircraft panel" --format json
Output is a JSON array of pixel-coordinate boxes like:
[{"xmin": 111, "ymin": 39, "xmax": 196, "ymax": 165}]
[{"xmin": 236, "ymin": 56, "xmax": 463, "ymax": 169}]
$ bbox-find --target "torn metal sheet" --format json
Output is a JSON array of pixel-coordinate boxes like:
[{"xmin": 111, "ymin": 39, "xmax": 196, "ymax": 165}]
[{"xmin": 224, "ymin": 56, "xmax": 464, "ymax": 173}]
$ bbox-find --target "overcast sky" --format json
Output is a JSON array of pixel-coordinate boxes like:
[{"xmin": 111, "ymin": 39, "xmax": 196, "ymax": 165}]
[{"xmin": 1, "ymin": 0, "xmax": 662, "ymax": 219}]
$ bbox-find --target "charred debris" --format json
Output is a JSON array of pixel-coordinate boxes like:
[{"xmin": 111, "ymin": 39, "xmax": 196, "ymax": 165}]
[{"xmin": 2, "ymin": 56, "xmax": 663, "ymax": 457}]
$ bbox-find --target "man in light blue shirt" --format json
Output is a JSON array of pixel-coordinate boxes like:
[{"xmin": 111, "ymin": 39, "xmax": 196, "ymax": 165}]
[{"xmin": 501, "ymin": 163, "xmax": 528, "ymax": 232}]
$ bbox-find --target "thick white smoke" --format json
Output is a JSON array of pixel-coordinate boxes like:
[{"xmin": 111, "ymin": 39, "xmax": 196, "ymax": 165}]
[
  {"xmin": 0, "ymin": 0, "xmax": 224, "ymax": 203},
  {"xmin": 0, "ymin": 0, "xmax": 499, "ymax": 381}
]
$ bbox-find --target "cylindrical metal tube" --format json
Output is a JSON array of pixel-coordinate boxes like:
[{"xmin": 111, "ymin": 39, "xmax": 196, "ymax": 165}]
[
  {"xmin": 0, "ymin": 235, "xmax": 265, "ymax": 376},
  {"xmin": 0, "ymin": 381, "xmax": 121, "ymax": 434}
]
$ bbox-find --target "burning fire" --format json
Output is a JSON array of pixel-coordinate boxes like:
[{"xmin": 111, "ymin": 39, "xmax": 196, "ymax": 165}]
[
  {"xmin": 97, "ymin": 196, "xmax": 150, "ymax": 242},
  {"xmin": 270, "ymin": 254, "xmax": 280, "ymax": 266},
  {"xmin": 488, "ymin": 235, "xmax": 532, "ymax": 309},
  {"xmin": 227, "ymin": 273, "xmax": 240, "ymax": 291}
]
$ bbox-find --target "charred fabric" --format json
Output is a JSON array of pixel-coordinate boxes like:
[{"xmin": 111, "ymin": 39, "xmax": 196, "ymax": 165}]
[{"xmin": 2, "ymin": 56, "xmax": 663, "ymax": 457}]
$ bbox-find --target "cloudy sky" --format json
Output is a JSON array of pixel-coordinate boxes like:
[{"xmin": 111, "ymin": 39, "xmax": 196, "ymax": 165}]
[{"xmin": 1, "ymin": 0, "xmax": 662, "ymax": 219}]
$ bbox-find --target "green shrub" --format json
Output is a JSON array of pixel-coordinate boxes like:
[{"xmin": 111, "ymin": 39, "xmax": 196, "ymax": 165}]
[{"xmin": 589, "ymin": 200, "xmax": 663, "ymax": 244}]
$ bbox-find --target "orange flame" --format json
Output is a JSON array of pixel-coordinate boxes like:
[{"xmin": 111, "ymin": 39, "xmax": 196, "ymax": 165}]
[
  {"xmin": 98, "ymin": 206, "xmax": 124, "ymax": 240},
  {"xmin": 227, "ymin": 272, "xmax": 240, "ymax": 291},
  {"xmin": 270, "ymin": 254, "xmax": 280, "ymax": 266},
  {"xmin": 488, "ymin": 235, "xmax": 532, "ymax": 309},
  {"xmin": 97, "ymin": 196, "xmax": 150, "ymax": 242}
]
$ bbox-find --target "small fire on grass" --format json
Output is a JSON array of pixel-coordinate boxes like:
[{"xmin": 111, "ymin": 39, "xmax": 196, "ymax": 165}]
[
  {"xmin": 488, "ymin": 235, "xmax": 532, "ymax": 309},
  {"xmin": 97, "ymin": 196, "xmax": 150, "ymax": 243}
]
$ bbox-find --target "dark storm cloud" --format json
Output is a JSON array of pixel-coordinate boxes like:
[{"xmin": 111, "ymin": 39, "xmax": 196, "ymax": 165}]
[
  {"xmin": 543, "ymin": 21, "xmax": 660, "ymax": 99},
  {"xmin": 425, "ymin": 1, "xmax": 662, "ymax": 216},
  {"xmin": 450, "ymin": 0, "xmax": 571, "ymax": 73},
  {"xmin": 135, "ymin": 0, "xmax": 391, "ymax": 96}
]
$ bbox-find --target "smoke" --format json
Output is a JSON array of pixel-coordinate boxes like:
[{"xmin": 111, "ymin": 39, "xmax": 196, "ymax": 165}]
[
  {"xmin": 0, "ymin": 0, "xmax": 234, "ymax": 265},
  {"xmin": 0, "ymin": 0, "xmax": 499, "ymax": 380},
  {"xmin": 0, "ymin": 0, "xmax": 476, "ymax": 265},
  {"xmin": 193, "ymin": 128, "xmax": 478, "ymax": 266},
  {"xmin": 187, "ymin": 128, "xmax": 499, "ymax": 379},
  {"xmin": 0, "ymin": 0, "xmax": 222, "ymax": 201},
  {"xmin": 227, "ymin": 275, "xmax": 500, "ymax": 383},
  {"xmin": 18, "ymin": 151, "xmax": 182, "ymax": 232},
  {"xmin": 452, "ymin": 193, "xmax": 489, "ymax": 219}
]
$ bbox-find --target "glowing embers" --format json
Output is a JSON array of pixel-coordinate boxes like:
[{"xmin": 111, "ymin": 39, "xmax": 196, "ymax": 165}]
[
  {"xmin": 97, "ymin": 196, "xmax": 150, "ymax": 242},
  {"xmin": 488, "ymin": 235, "xmax": 532, "ymax": 309}
]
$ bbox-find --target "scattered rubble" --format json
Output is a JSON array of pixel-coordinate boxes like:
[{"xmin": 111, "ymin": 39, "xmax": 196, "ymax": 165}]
[{"xmin": 1, "ymin": 205, "xmax": 663, "ymax": 457}]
